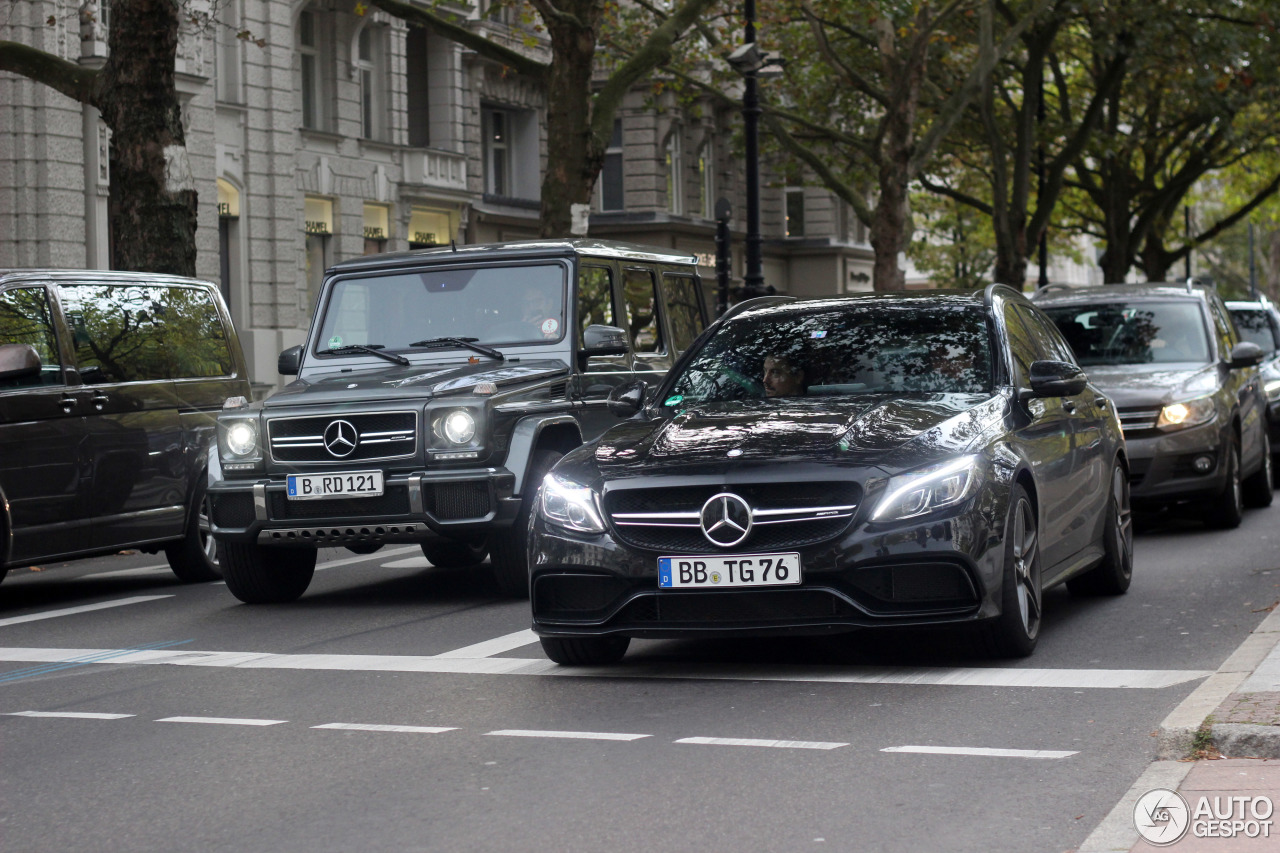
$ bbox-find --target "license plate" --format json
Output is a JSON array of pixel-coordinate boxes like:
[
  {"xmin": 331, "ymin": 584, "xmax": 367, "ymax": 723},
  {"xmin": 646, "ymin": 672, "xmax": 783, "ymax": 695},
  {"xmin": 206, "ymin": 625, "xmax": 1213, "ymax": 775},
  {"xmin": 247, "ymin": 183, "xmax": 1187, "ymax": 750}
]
[
  {"xmin": 658, "ymin": 553, "xmax": 801, "ymax": 589},
  {"xmin": 286, "ymin": 471, "xmax": 384, "ymax": 500}
]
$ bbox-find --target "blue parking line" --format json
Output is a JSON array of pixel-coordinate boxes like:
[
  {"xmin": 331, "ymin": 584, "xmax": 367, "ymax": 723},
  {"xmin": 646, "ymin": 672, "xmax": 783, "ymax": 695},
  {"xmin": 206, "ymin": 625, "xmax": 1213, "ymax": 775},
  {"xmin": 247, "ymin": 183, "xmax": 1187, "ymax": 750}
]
[{"xmin": 0, "ymin": 639, "xmax": 194, "ymax": 685}]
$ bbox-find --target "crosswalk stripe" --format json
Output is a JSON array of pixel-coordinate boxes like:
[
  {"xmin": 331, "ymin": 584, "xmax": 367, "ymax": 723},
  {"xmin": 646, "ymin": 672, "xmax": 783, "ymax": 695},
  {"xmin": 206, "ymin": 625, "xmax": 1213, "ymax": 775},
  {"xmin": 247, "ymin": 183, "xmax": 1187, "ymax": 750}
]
[
  {"xmin": 0, "ymin": 646, "xmax": 1211, "ymax": 689},
  {"xmin": 881, "ymin": 745, "xmax": 1078, "ymax": 759},
  {"xmin": 5, "ymin": 710, "xmax": 134, "ymax": 720},
  {"xmin": 435, "ymin": 630, "xmax": 538, "ymax": 659},
  {"xmin": 0, "ymin": 596, "xmax": 173, "ymax": 628}
]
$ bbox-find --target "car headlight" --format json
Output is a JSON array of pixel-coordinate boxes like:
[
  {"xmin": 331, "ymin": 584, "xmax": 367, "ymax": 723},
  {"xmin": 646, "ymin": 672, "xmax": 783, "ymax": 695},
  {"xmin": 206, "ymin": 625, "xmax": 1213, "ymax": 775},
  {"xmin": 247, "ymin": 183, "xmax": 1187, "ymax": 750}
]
[
  {"xmin": 1265, "ymin": 379, "xmax": 1280, "ymax": 403},
  {"xmin": 1156, "ymin": 396, "xmax": 1215, "ymax": 430},
  {"xmin": 435, "ymin": 410, "xmax": 477, "ymax": 445},
  {"xmin": 223, "ymin": 420, "xmax": 259, "ymax": 457},
  {"xmin": 539, "ymin": 473, "xmax": 605, "ymax": 534},
  {"xmin": 872, "ymin": 456, "xmax": 982, "ymax": 522}
]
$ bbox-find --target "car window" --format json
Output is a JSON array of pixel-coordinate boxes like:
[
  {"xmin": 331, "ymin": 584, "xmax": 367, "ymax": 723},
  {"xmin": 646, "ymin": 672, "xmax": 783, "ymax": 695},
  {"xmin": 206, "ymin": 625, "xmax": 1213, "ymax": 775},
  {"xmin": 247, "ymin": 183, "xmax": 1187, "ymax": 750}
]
[
  {"xmin": 1016, "ymin": 304, "xmax": 1077, "ymax": 365},
  {"xmin": 1041, "ymin": 300, "xmax": 1211, "ymax": 365},
  {"xmin": 1228, "ymin": 308, "xmax": 1279, "ymax": 355},
  {"xmin": 0, "ymin": 286, "xmax": 62, "ymax": 387},
  {"xmin": 1207, "ymin": 296, "xmax": 1237, "ymax": 354},
  {"xmin": 667, "ymin": 301, "xmax": 992, "ymax": 402},
  {"xmin": 622, "ymin": 267, "xmax": 664, "ymax": 355},
  {"xmin": 317, "ymin": 263, "xmax": 567, "ymax": 351},
  {"xmin": 1004, "ymin": 303, "xmax": 1039, "ymax": 388},
  {"xmin": 58, "ymin": 283, "xmax": 173, "ymax": 383},
  {"xmin": 164, "ymin": 286, "xmax": 235, "ymax": 378},
  {"xmin": 576, "ymin": 265, "xmax": 615, "ymax": 339},
  {"xmin": 663, "ymin": 273, "xmax": 704, "ymax": 354}
]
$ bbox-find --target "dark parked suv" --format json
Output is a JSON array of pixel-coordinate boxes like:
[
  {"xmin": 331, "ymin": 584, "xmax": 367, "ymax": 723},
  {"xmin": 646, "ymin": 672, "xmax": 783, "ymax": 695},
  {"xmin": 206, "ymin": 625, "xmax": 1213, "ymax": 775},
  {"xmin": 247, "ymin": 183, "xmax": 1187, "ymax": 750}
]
[
  {"xmin": 0, "ymin": 269, "xmax": 251, "ymax": 585},
  {"xmin": 208, "ymin": 240, "xmax": 708, "ymax": 603},
  {"xmin": 1226, "ymin": 297, "xmax": 1280, "ymax": 482},
  {"xmin": 1033, "ymin": 282, "xmax": 1271, "ymax": 526}
]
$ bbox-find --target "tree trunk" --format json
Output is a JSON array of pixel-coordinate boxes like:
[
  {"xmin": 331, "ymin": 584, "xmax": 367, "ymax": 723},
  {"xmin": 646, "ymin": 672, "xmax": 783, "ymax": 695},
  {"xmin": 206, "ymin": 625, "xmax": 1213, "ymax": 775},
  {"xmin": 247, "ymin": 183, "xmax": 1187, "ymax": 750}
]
[
  {"xmin": 539, "ymin": 4, "xmax": 604, "ymax": 238},
  {"xmin": 871, "ymin": 168, "xmax": 909, "ymax": 290},
  {"xmin": 99, "ymin": 0, "xmax": 196, "ymax": 276}
]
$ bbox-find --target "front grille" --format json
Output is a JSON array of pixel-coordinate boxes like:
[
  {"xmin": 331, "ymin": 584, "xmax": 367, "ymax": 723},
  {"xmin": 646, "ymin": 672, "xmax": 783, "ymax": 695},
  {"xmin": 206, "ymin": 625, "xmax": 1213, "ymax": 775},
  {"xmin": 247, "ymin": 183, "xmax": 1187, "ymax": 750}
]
[
  {"xmin": 1118, "ymin": 407, "xmax": 1161, "ymax": 433},
  {"xmin": 614, "ymin": 590, "xmax": 858, "ymax": 624},
  {"xmin": 604, "ymin": 482, "xmax": 859, "ymax": 554},
  {"xmin": 424, "ymin": 481, "xmax": 493, "ymax": 520},
  {"xmin": 268, "ymin": 487, "xmax": 411, "ymax": 520},
  {"xmin": 268, "ymin": 411, "xmax": 418, "ymax": 463},
  {"xmin": 211, "ymin": 492, "xmax": 256, "ymax": 528}
]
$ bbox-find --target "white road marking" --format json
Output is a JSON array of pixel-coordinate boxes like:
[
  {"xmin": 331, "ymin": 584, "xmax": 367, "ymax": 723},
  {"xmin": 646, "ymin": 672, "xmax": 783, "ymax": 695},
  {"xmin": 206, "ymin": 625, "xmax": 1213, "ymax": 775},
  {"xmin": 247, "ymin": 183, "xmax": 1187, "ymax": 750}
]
[
  {"xmin": 676, "ymin": 737, "xmax": 847, "ymax": 750},
  {"xmin": 313, "ymin": 723, "xmax": 457, "ymax": 733},
  {"xmin": 435, "ymin": 630, "xmax": 538, "ymax": 659},
  {"xmin": 91, "ymin": 565, "xmax": 171, "ymax": 579},
  {"xmin": 380, "ymin": 556, "xmax": 432, "ymax": 570},
  {"xmin": 0, "ymin": 596, "xmax": 174, "ymax": 628},
  {"xmin": 486, "ymin": 729, "xmax": 650, "ymax": 741},
  {"xmin": 0, "ymin": 647, "xmax": 1210, "ymax": 689},
  {"xmin": 881, "ymin": 745, "xmax": 1078, "ymax": 759},
  {"xmin": 5, "ymin": 710, "xmax": 134, "ymax": 720},
  {"xmin": 156, "ymin": 716, "xmax": 287, "ymax": 726}
]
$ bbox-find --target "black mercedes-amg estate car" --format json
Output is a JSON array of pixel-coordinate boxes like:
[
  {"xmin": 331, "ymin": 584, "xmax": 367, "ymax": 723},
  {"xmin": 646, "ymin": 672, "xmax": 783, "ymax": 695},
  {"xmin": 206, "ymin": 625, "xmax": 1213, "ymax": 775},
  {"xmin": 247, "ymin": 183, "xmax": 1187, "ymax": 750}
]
[{"xmin": 528, "ymin": 285, "xmax": 1132, "ymax": 664}]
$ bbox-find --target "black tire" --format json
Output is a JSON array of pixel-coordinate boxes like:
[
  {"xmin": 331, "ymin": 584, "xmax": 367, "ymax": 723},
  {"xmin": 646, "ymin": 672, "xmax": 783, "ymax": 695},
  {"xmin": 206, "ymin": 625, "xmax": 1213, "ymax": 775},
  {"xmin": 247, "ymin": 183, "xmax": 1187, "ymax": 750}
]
[
  {"xmin": 1242, "ymin": 431, "xmax": 1274, "ymax": 508},
  {"xmin": 220, "ymin": 541, "xmax": 317, "ymax": 603},
  {"xmin": 1205, "ymin": 437, "xmax": 1244, "ymax": 529},
  {"xmin": 976, "ymin": 484, "xmax": 1042, "ymax": 658},
  {"xmin": 421, "ymin": 538, "xmax": 489, "ymax": 568},
  {"xmin": 490, "ymin": 449, "xmax": 564, "ymax": 599},
  {"xmin": 164, "ymin": 476, "xmax": 221, "ymax": 583},
  {"xmin": 1067, "ymin": 463, "xmax": 1133, "ymax": 596},
  {"xmin": 540, "ymin": 635, "xmax": 630, "ymax": 666}
]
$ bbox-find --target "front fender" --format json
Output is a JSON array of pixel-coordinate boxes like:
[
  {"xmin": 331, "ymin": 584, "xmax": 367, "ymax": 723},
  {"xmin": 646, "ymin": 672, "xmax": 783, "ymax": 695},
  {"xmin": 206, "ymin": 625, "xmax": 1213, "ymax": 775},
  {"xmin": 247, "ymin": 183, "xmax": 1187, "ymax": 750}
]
[{"xmin": 506, "ymin": 415, "xmax": 581, "ymax": 493}]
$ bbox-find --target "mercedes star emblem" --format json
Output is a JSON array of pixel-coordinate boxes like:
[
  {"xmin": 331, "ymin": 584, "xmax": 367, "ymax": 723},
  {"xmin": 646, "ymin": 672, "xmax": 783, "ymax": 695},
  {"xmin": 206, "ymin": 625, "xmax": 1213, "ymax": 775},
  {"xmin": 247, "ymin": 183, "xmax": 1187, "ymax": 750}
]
[
  {"xmin": 700, "ymin": 492, "xmax": 753, "ymax": 548},
  {"xmin": 323, "ymin": 419, "xmax": 359, "ymax": 458}
]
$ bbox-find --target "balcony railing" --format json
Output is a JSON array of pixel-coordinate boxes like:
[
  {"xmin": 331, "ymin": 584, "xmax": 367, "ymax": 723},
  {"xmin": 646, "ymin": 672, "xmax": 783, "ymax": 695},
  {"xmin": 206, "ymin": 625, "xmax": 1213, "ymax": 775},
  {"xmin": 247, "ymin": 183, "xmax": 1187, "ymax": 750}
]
[{"xmin": 404, "ymin": 149, "xmax": 467, "ymax": 192}]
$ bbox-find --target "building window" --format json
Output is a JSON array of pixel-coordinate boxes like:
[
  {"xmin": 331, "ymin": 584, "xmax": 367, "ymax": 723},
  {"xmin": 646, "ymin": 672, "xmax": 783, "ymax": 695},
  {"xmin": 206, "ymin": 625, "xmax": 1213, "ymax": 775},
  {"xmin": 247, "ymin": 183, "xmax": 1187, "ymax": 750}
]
[
  {"xmin": 786, "ymin": 188, "xmax": 805, "ymax": 238},
  {"xmin": 665, "ymin": 129, "xmax": 684, "ymax": 215},
  {"xmin": 216, "ymin": 179, "xmax": 242, "ymax": 314},
  {"xmin": 357, "ymin": 26, "xmax": 385, "ymax": 141},
  {"xmin": 482, "ymin": 108, "xmax": 511, "ymax": 197},
  {"xmin": 600, "ymin": 119, "xmax": 624, "ymax": 211},
  {"xmin": 298, "ymin": 7, "xmax": 329, "ymax": 131},
  {"xmin": 214, "ymin": 0, "xmax": 242, "ymax": 103},
  {"xmin": 697, "ymin": 143, "xmax": 712, "ymax": 219},
  {"xmin": 304, "ymin": 197, "xmax": 333, "ymax": 319},
  {"xmin": 406, "ymin": 26, "xmax": 430, "ymax": 147},
  {"xmin": 408, "ymin": 207, "xmax": 456, "ymax": 249},
  {"xmin": 363, "ymin": 203, "xmax": 389, "ymax": 254}
]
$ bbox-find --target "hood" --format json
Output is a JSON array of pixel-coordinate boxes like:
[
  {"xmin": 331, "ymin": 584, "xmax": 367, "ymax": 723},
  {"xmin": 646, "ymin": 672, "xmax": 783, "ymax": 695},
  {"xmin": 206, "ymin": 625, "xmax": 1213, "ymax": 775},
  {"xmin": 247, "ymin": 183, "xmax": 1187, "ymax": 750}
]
[
  {"xmin": 263, "ymin": 359, "xmax": 569, "ymax": 408},
  {"xmin": 1084, "ymin": 363, "xmax": 1220, "ymax": 408},
  {"xmin": 592, "ymin": 394, "xmax": 999, "ymax": 472}
]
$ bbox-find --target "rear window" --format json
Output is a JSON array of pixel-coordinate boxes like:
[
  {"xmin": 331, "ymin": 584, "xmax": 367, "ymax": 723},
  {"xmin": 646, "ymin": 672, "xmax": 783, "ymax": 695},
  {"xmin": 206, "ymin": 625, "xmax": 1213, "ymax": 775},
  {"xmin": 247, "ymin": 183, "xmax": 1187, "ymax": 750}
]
[
  {"xmin": 1041, "ymin": 301, "xmax": 1211, "ymax": 366},
  {"xmin": 1228, "ymin": 308, "xmax": 1279, "ymax": 355}
]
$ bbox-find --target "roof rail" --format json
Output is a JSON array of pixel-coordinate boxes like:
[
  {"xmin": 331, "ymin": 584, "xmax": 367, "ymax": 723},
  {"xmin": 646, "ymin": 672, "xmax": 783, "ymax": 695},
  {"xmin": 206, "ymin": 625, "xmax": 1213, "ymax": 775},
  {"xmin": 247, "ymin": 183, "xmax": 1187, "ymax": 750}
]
[
  {"xmin": 715, "ymin": 295, "xmax": 795, "ymax": 325},
  {"xmin": 1025, "ymin": 282, "xmax": 1074, "ymax": 301}
]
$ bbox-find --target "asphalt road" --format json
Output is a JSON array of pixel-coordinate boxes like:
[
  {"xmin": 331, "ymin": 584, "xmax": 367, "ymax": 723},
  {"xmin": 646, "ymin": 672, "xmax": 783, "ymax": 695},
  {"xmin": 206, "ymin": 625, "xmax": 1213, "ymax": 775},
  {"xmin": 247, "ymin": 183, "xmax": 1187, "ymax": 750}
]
[{"xmin": 1, "ymin": 503, "xmax": 1278, "ymax": 853}]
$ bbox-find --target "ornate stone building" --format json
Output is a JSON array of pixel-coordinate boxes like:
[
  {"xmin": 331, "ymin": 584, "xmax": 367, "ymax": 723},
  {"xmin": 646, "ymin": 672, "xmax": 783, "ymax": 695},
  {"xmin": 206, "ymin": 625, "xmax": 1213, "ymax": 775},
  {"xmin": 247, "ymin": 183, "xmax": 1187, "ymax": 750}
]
[{"xmin": 0, "ymin": 0, "xmax": 875, "ymax": 388}]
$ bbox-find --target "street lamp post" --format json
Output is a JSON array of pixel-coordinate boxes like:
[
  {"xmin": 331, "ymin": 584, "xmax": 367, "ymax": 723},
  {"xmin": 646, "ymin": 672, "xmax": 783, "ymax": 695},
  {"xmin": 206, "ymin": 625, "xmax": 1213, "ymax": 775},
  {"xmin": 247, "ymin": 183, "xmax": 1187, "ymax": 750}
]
[{"xmin": 741, "ymin": 0, "xmax": 765, "ymax": 298}]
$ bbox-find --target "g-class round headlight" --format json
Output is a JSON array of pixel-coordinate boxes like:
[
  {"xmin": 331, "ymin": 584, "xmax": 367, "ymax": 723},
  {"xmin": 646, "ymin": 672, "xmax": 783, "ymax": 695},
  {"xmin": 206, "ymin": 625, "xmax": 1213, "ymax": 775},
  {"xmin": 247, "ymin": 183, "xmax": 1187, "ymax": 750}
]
[
  {"xmin": 225, "ymin": 421, "xmax": 258, "ymax": 456},
  {"xmin": 442, "ymin": 410, "xmax": 476, "ymax": 445}
]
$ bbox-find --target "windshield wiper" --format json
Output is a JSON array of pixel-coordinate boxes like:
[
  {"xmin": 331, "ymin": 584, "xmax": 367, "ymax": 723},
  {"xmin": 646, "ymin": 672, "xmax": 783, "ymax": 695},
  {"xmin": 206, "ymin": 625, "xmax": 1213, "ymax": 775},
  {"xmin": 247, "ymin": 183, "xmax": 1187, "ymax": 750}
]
[
  {"xmin": 409, "ymin": 337, "xmax": 504, "ymax": 362},
  {"xmin": 317, "ymin": 344, "xmax": 410, "ymax": 366}
]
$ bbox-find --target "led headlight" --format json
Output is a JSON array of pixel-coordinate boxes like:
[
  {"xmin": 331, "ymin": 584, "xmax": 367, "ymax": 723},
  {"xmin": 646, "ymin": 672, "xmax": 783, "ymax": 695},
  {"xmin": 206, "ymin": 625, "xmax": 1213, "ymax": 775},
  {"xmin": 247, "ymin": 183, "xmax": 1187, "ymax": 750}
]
[
  {"xmin": 1156, "ymin": 396, "xmax": 1215, "ymax": 430},
  {"xmin": 538, "ymin": 473, "xmax": 605, "ymax": 534},
  {"xmin": 872, "ymin": 456, "xmax": 982, "ymax": 522},
  {"xmin": 224, "ymin": 420, "xmax": 259, "ymax": 457},
  {"xmin": 436, "ymin": 410, "xmax": 476, "ymax": 445}
]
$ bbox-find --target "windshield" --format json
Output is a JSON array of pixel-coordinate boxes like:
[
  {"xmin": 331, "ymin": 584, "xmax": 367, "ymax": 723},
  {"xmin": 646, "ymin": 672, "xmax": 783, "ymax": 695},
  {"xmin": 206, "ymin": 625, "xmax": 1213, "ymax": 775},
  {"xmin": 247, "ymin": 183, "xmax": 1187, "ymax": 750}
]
[
  {"xmin": 316, "ymin": 263, "xmax": 566, "ymax": 352},
  {"xmin": 1229, "ymin": 308, "xmax": 1278, "ymax": 355},
  {"xmin": 1041, "ymin": 301, "xmax": 1211, "ymax": 366},
  {"xmin": 666, "ymin": 302, "xmax": 993, "ymax": 404}
]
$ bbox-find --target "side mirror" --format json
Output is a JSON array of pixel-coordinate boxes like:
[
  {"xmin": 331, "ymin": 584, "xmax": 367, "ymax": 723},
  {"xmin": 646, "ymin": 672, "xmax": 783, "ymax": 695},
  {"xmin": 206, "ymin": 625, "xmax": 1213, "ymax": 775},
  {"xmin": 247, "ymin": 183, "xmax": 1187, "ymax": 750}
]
[
  {"xmin": 0, "ymin": 343, "xmax": 42, "ymax": 381},
  {"xmin": 1229, "ymin": 341, "xmax": 1265, "ymax": 369},
  {"xmin": 1028, "ymin": 359, "xmax": 1088, "ymax": 398},
  {"xmin": 580, "ymin": 324, "xmax": 629, "ymax": 358},
  {"xmin": 608, "ymin": 380, "xmax": 647, "ymax": 417},
  {"xmin": 278, "ymin": 345, "xmax": 302, "ymax": 376}
]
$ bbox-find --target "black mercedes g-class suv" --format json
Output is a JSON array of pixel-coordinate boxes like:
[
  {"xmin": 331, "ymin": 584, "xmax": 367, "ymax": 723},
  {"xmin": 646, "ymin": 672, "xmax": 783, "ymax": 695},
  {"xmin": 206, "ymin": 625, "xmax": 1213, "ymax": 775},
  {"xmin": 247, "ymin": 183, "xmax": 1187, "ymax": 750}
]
[{"xmin": 208, "ymin": 240, "xmax": 709, "ymax": 602}]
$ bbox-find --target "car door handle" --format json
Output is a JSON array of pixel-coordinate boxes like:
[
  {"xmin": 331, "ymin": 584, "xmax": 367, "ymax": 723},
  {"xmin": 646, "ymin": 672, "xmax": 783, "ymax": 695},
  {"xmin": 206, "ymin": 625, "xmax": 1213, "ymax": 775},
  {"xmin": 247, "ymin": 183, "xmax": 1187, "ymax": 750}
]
[
  {"xmin": 91, "ymin": 394, "xmax": 109, "ymax": 411},
  {"xmin": 58, "ymin": 395, "xmax": 77, "ymax": 413}
]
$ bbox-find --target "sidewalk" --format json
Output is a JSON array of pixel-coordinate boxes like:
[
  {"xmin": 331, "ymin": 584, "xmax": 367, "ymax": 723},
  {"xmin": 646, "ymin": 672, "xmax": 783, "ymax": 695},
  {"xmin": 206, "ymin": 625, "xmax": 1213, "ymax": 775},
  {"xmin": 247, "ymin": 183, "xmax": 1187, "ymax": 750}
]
[{"xmin": 1079, "ymin": 607, "xmax": 1280, "ymax": 851}]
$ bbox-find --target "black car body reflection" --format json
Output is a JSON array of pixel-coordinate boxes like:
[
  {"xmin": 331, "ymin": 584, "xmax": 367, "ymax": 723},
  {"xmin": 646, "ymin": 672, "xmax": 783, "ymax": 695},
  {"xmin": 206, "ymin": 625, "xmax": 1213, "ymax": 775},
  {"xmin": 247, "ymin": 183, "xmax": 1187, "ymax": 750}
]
[{"xmin": 528, "ymin": 286, "xmax": 1132, "ymax": 665}]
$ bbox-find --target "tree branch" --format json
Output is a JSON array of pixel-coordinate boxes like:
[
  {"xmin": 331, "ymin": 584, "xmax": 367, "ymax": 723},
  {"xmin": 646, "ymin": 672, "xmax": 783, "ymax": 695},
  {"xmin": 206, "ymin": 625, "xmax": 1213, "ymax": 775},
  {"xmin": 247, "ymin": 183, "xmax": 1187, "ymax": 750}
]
[
  {"xmin": 762, "ymin": 110, "xmax": 874, "ymax": 225},
  {"xmin": 367, "ymin": 0, "xmax": 548, "ymax": 79},
  {"xmin": 0, "ymin": 40, "xmax": 102, "ymax": 107}
]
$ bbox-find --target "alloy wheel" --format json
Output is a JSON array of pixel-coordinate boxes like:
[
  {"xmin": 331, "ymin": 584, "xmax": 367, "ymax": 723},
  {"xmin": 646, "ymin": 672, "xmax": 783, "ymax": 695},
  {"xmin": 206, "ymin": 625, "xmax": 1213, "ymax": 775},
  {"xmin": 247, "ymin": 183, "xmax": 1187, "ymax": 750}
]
[
  {"xmin": 1012, "ymin": 497, "xmax": 1041, "ymax": 638},
  {"xmin": 1112, "ymin": 466, "xmax": 1133, "ymax": 580}
]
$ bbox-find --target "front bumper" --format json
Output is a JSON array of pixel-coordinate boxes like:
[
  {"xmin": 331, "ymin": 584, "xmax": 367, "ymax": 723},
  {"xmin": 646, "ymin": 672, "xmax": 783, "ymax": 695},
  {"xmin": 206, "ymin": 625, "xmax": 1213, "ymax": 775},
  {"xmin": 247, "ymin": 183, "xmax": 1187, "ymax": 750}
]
[
  {"xmin": 208, "ymin": 468, "xmax": 518, "ymax": 548},
  {"xmin": 529, "ymin": 491, "xmax": 1009, "ymax": 640},
  {"xmin": 1124, "ymin": 420, "xmax": 1228, "ymax": 504}
]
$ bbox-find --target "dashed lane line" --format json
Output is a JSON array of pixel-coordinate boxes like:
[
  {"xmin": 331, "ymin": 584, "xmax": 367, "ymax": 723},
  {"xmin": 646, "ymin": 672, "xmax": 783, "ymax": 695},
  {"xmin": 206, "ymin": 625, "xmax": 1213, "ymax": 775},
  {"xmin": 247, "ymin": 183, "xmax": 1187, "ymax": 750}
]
[
  {"xmin": 313, "ymin": 723, "xmax": 457, "ymax": 733},
  {"xmin": 676, "ymin": 737, "xmax": 848, "ymax": 750},
  {"xmin": 156, "ymin": 716, "xmax": 287, "ymax": 727},
  {"xmin": 486, "ymin": 729, "xmax": 651, "ymax": 741},
  {"xmin": 0, "ymin": 596, "xmax": 174, "ymax": 628},
  {"xmin": 5, "ymin": 710, "xmax": 134, "ymax": 720},
  {"xmin": 434, "ymin": 630, "xmax": 539, "ymax": 659},
  {"xmin": 0, "ymin": 646, "xmax": 1213, "ymax": 689},
  {"xmin": 881, "ymin": 745, "xmax": 1079, "ymax": 759}
]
